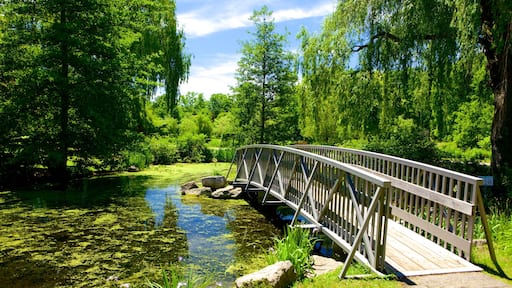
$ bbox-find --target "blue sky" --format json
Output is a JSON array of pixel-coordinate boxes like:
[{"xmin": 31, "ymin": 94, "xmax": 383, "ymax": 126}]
[{"xmin": 175, "ymin": 0, "xmax": 337, "ymax": 98}]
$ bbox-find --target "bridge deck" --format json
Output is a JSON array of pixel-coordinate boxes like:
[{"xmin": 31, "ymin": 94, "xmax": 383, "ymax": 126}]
[{"xmin": 385, "ymin": 220, "xmax": 482, "ymax": 277}]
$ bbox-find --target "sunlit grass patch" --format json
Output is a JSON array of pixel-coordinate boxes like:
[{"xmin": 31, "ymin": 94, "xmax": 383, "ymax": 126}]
[{"xmin": 472, "ymin": 212, "xmax": 512, "ymax": 286}]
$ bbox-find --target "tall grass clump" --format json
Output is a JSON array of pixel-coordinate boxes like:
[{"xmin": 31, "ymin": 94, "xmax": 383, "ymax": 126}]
[{"xmin": 267, "ymin": 226, "xmax": 316, "ymax": 279}]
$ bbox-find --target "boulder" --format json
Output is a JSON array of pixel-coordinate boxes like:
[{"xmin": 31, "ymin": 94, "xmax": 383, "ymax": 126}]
[
  {"xmin": 127, "ymin": 165, "xmax": 139, "ymax": 172},
  {"xmin": 181, "ymin": 187, "xmax": 212, "ymax": 197},
  {"xmin": 235, "ymin": 260, "xmax": 296, "ymax": 288},
  {"xmin": 201, "ymin": 176, "xmax": 227, "ymax": 190},
  {"xmin": 210, "ymin": 185, "xmax": 243, "ymax": 199},
  {"xmin": 181, "ymin": 181, "xmax": 199, "ymax": 191}
]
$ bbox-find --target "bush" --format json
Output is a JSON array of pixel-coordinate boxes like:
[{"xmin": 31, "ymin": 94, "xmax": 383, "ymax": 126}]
[
  {"xmin": 149, "ymin": 136, "xmax": 179, "ymax": 164},
  {"xmin": 364, "ymin": 118, "xmax": 437, "ymax": 163},
  {"xmin": 176, "ymin": 133, "xmax": 213, "ymax": 163},
  {"xmin": 212, "ymin": 148, "xmax": 236, "ymax": 162}
]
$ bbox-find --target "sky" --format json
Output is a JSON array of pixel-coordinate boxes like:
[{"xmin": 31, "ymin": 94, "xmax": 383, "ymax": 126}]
[{"xmin": 175, "ymin": 0, "xmax": 337, "ymax": 98}]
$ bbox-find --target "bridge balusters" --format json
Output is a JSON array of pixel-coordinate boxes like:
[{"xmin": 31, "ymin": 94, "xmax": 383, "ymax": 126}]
[{"xmin": 292, "ymin": 144, "xmax": 488, "ymax": 260}]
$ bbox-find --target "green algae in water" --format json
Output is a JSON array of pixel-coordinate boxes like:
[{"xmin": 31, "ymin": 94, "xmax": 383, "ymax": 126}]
[{"xmin": 0, "ymin": 168, "xmax": 280, "ymax": 287}]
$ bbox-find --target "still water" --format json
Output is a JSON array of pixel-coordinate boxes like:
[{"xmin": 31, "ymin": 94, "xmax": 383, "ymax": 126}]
[{"xmin": 0, "ymin": 175, "xmax": 280, "ymax": 287}]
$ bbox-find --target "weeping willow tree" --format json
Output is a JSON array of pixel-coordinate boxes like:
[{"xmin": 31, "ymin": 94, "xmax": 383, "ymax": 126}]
[
  {"xmin": 132, "ymin": 0, "xmax": 190, "ymax": 114},
  {"xmin": 299, "ymin": 0, "xmax": 511, "ymax": 196}
]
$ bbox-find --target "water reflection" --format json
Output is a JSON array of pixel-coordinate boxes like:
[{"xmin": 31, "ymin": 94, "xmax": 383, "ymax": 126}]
[{"xmin": 0, "ymin": 176, "xmax": 280, "ymax": 287}]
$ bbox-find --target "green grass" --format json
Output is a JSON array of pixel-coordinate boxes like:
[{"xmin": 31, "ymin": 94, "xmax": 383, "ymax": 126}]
[
  {"xmin": 293, "ymin": 212, "xmax": 512, "ymax": 288},
  {"xmin": 293, "ymin": 264, "xmax": 399, "ymax": 288},
  {"xmin": 118, "ymin": 162, "xmax": 235, "ymax": 186},
  {"xmin": 472, "ymin": 212, "xmax": 512, "ymax": 286}
]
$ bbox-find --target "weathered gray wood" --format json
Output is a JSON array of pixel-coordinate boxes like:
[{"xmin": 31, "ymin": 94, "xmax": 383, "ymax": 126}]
[
  {"xmin": 233, "ymin": 145, "xmax": 391, "ymax": 275},
  {"xmin": 293, "ymin": 144, "xmax": 492, "ymax": 262}
]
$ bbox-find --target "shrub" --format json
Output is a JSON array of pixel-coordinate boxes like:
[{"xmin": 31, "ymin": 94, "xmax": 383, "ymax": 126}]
[
  {"xmin": 149, "ymin": 136, "xmax": 179, "ymax": 164},
  {"xmin": 212, "ymin": 148, "xmax": 236, "ymax": 162},
  {"xmin": 176, "ymin": 133, "xmax": 213, "ymax": 163},
  {"xmin": 362, "ymin": 117, "xmax": 437, "ymax": 163}
]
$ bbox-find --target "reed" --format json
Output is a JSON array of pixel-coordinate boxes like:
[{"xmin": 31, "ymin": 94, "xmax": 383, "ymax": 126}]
[{"xmin": 266, "ymin": 226, "xmax": 316, "ymax": 279}]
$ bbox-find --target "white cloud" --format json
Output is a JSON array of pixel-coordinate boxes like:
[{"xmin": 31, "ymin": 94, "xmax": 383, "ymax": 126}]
[
  {"xmin": 179, "ymin": 54, "xmax": 239, "ymax": 98},
  {"xmin": 273, "ymin": 3, "xmax": 335, "ymax": 23},
  {"xmin": 178, "ymin": 1, "xmax": 334, "ymax": 38}
]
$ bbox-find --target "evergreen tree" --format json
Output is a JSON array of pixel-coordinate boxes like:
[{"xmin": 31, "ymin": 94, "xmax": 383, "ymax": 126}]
[{"xmin": 233, "ymin": 6, "xmax": 299, "ymax": 144}]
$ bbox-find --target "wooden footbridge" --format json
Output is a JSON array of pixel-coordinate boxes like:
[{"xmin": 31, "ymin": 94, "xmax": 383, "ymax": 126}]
[{"xmin": 228, "ymin": 144, "xmax": 496, "ymax": 278}]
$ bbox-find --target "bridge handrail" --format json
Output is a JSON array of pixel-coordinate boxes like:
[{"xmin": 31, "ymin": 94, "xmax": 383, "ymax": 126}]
[
  {"xmin": 293, "ymin": 144, "xmax": 493, "ymax": 261},
  {"xmin": 232, "ymin": 144, "xmax": 392, "ymax": 276},
  {"xmin": 241, "ymin": 144, "xmax": 391, "ymax": 187}
]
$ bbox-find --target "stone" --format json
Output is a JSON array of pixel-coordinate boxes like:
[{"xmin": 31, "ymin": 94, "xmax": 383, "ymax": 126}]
[
  {"xmin": 235, "ymin": 260, "xmax": 296, "ymax": 288},
  {"xmin": 308, "ymin": 255, "xmax": 343, "ymax": 277},
  {"xmin": 127, "ymin": 166, "xmax": 139, "ymax": 172},
  {"xmin": 210, "ymin": 186, "xmax": 243, "ymax": 199},
  {"xmin": 181, "ymin": 181, "xmax": 198, "ymax": 191},
  {"xmin": 181, "ymin": 187, "xmax": 212, "ymax": 197},
  {"xmin": 201, "ymin": 176, "xmax": 227, "ymax": 190}
]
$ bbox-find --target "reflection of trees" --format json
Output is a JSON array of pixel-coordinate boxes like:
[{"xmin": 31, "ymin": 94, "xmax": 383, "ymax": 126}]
[
  {"xmin": 0, "ymin": 175, "xmax": 190, "ymax": 287},
  {"xmin": 226, "ymin": 205, "xmax": 280, "ymax": 261},
  {"xmin": 181, "ymin": 197, "xmax": 280, "ymax": 263},
  {"xmin": 142, "ymin": 184, "xmax": 189, "ymax": 263}
]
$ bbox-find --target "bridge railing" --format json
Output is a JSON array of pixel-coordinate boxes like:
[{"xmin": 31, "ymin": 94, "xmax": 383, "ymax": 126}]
[
  {"xmin": 293, "ymin": 145, "xmax": 494, "ymax": 261},
  {"xmin": 231, "ymin": 144, "xmax": 392, "ymax": 276}
]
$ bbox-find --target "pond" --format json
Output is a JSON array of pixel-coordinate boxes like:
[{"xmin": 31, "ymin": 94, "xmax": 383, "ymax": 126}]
[{"xmin": 0, "ymin": 173, "xmax": 281, "ymax": 287}]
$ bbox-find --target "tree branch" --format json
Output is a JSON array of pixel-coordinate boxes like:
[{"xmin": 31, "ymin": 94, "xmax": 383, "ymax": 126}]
[{"xmin": 351, "ymin": 30, "xmax": 451, "ymax": 52}]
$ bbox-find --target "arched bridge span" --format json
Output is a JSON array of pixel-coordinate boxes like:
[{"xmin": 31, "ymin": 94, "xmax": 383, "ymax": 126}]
[{"xmin": 229, "ymin": 144, "xmax": 495, "ymax": 278}]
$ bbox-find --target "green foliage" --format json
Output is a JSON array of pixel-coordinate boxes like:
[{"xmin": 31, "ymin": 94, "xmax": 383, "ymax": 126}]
[
  {"xmin": 364, "ymin": 117, "xmax": 438, "ymax": 163},
  {"xmin": 211, "ymin": 148, "xmax": 236, "ymax": 163},
  {"xmin": 472, "ymin": 210, "xmax": 512, "ymax": 286},
  {"xmin": 212, "ymin": 112, "xmax": 239, "ymax": 146},
  {"xmin": 149, "ymin": 137, "xmax": 179, "ymax": 165},
  {"xmin": 176, "ymin": 134, "xmax": 212, "ymax": 163},
  {"xmin": 0, "ymin": 0, "xmax": 189, "ymax": 177},
  {"xmin": 266, "ymin": 227, "xmax": 315, "ymax": 279},
  {"xmin": 209, "ymin": 93, "xmax": 234, "ymax": 119},
  {"xmin": 453, "ymin": 98, "xmax": 493, "ymax": 150},
  {"xmin": 234, "ymin": 6, "xmax": 299, "ymax": 144}
]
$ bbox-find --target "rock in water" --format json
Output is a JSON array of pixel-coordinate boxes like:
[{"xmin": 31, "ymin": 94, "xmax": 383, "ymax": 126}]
[
  {"xmin": 127, "ymin": 166, "xmax": 139, "ymax": 172},
  {"xmin": 201, "ymin": 176, "xmax": 227, "ymax": 190},
  {"xmin": 181, "ymin": 181, "xmax": 199, "ymax": 191},
  {"xmin": 210, "ymin": 185, "xmax": 243, "ymax": 199},
  {"xmin": 181, "ymin": 187, "xmax": 212, "ymax": 197},
  {"xmin": 235, "ymin": 260, "xmax": 296, "ymax": 288}
]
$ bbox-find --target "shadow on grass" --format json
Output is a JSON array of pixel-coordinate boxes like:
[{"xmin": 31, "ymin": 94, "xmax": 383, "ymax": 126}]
[{"xmin": 478, "ymin": 261, "xmax": 511, "ymax": 281}]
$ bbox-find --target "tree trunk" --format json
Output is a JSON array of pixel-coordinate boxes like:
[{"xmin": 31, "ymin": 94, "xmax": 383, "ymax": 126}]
[
  {"xmin": 52, "ymin": 3, "xmax": 70, "ymax": 183},
  {"xmin": 481, "ymin": 0, "xmax": 512, "ymax": 197}
]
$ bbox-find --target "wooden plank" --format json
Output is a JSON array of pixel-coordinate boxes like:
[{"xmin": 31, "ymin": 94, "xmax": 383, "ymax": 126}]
[
  {"xmin": 386, "ymin": 220, "xmax": 482, "ymax": 276},
  {"xmin": 391, "ymin": 205, "xmax": 472, "ymax": 254}
]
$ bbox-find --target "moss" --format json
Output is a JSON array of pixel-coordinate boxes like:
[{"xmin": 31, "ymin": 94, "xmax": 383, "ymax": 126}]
[
  {"xmin": 0, "ymin": 163, "xmax": 279, "ymax": 287},
  {"xmin": 92, "ymin": 214, "xmax": 118, "ymax": 225}
]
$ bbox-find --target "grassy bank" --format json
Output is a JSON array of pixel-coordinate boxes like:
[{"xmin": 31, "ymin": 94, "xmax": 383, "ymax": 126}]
[{"xmin": 117, "ymin": 162, "xmax": 234, "ymax": 187}]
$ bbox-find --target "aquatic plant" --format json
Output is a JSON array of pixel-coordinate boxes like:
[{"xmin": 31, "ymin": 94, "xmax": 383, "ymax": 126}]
[
  {"xmin": 266, "ymin": 226, "xmax": 316, "ymax": 279},
  {"xmin": 146, "ymin": 264, "xmax": 214, "ymax": 288}
]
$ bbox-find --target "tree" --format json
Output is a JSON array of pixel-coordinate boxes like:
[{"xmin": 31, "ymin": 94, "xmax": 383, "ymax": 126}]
[
  {"xmin": 131, "ymin": 0, "xmax": 190, "ymax": 114},
  {"xmin": 300, "ymin": 0, "xmax": 511, "ymax": 196},
  {"xmin": 209, "ymin": 93, "xmax": 234, "ymax": 119},
  {"xmin": 0, "ymin": 0, "xmax": 189, "ymax": 181},
  {"xmin": 233, "ymin": 6, "xmax": 299, "ymax": 144}
]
